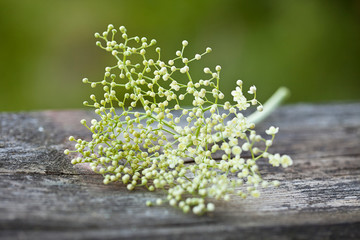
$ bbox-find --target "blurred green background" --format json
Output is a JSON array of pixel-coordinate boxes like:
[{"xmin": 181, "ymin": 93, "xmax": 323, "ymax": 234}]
[{"xmin": 0, "ymin": 0, "xmax": 359, "ymax": 111}]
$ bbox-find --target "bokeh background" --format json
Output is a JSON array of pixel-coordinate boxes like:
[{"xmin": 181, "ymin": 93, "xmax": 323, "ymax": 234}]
[{"xmin": 1, "ymin": 0, "xmax": 359, "ymax": 111}]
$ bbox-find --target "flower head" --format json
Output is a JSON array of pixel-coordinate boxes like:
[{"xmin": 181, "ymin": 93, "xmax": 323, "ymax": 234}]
[{"xmin": 65, "ymin": 25, "xmax": 292, "ymax": 215}]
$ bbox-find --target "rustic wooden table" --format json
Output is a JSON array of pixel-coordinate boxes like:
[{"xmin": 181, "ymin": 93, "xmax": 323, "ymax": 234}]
[{"xmin": 0, "ymin": 102, "xmax": 359, "ymax": 239}]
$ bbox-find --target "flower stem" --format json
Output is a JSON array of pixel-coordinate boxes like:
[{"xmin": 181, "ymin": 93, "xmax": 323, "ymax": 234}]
[{"xmin": 247, "ymin": 87, "xmax": 290, "ymax": 125}]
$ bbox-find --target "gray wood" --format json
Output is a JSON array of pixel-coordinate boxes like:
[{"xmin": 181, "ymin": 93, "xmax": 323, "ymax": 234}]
[{"xmin": 0, "ymin": 103, "xmax": 359, "ymax": 239}]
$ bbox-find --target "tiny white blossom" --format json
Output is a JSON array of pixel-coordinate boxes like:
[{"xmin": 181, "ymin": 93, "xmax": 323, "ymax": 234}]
[
  {"xmin": 180, "ymin": 66, "xmax": 189, "ymax": 73},
  {"xmin": 207, "ymin": 203, "xmax": 215, "ymax": 212},
  {"xmin": 248, "ymin": 85, "xmax": 257, "ymax": 94},
  {"xmin": 231, "ymin": 87, "xmax": 250, "ymax": 110},
  {"xmin": 269, "ymin": 154, "xmax": 281, "ymax": 167},
  {"xmin": 232, "ymin": 146, "xmax": 242, "ymax": 156},
  {"xmin": 266, "ymin": 126, "xmax": 279, "ymax": 135},
  {"xmin": 280, "ymin": 155, "xmax": 293, "ymax": 168}
]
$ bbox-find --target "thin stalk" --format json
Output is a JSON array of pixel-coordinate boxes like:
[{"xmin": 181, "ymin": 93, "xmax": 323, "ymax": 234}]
[{"xmin": 247, "ymin": 87, "xmax": 290, "ymax": 125}]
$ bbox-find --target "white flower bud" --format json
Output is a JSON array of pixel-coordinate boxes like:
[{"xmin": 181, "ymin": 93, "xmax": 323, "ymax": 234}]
[{"xmin": 204, "ymin": 67, "xmax": 211, "ymax": 74}]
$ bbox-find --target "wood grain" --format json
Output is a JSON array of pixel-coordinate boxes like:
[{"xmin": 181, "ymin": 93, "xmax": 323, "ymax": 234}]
[{"xmin": 0, "ymin": 103, "xmax": 359, "ymax": 239}]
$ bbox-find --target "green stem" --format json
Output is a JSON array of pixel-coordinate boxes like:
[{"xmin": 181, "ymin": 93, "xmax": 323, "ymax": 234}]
[{"xmin": 247, "ymin": 87, "xmax": 290, "ymax": 125}]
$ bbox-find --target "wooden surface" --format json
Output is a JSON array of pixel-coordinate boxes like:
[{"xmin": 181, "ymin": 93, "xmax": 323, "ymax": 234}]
[{"xmin": 0, "ymin": 102, "xmax": 359, "ymax": 239}]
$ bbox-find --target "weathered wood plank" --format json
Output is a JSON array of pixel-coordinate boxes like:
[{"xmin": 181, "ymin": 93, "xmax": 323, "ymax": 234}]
[{"xmin": 0, "ymin": 102, "xmax": 359, "ymax": 239}]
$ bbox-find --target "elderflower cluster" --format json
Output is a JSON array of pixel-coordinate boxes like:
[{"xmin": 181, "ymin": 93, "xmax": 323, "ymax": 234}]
[{"xmin": 64, "ymin": 24, "xmax": 293, "ymax": 215}]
